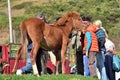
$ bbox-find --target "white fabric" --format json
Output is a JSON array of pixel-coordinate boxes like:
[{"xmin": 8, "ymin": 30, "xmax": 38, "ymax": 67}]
[
  {"xmin": 71, "ymin": 31, "xmax": 81, "ymax": 49},
  {"xmin": 115, "ymin": 71, "xmax": 120, "ymax": 80},
  {"xmin": 16, "ymin": 69, "xmax": 22, "ymax": 75},
  {"xmin": 96, "ymin": 67, "xmax": 101, "ymax": 80},
  {"xmin": 48, "ymin": 51, "xmax": 56, "ymax": 66},
  {"xmin": 105, "ymin": 38, "xmax": 115, "ymax": 52}
]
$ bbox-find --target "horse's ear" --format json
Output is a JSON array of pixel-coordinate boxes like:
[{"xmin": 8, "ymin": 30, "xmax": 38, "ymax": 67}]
[
  {"xmin": 55, "ymin": 12, "xmax": 71, "ymax": 26},
  {"xmin": 71, "ymin": 11, "xmax": 79, "ymax": 19},
  {"xmin": 56, "ymin": 16, "xmax": 67, "ymax": 26}
]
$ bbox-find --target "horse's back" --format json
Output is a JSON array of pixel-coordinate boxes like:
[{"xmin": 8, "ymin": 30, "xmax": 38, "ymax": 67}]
[
  {"xmin": 20, "ymin": 17, "xmax": 45, "ymax": 43},
  {"xmin": 24, "ymin": 17, "xmax": 44, "ymax": 27},
  {"xmin": 20, "ymin": 17, "xmax": 45, "ymax": 30}
]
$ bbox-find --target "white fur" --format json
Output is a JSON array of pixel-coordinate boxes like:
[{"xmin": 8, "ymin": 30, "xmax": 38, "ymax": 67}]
[{"xmin": 33, "ymin": 64, "xmax": 39, "ymax": 75}]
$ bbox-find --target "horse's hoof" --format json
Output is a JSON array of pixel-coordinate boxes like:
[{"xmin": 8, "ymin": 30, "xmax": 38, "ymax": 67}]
[
  {"xmin": 37, "ymin": 75, "xmax": 40, "ymax": 77},
  {"xmin": 56, "ymin": 72, "xmax": 59, "ymax": 75},
  {"xmin": 34, "ymin": 74, "xmax": 40, "ymax": 77},
  {"xmin": 11, "ymin": 71, "xmax": 16, "ymax": 74},
  {"xmin": 62, "ymin": 72, "xmax": 65, "ymax": 74}
]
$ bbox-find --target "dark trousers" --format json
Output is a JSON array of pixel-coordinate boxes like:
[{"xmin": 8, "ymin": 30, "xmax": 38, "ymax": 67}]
[
  {"xmin": 105, "ymin": 52, "xmax": 115, "ymax": 80},
  {"xmin": 76, "ymin": 46, "xmax": 84, "ymax": 75},
  {"xmin": 36, "ymin": 48, "xmax": 43, "ymax": 75},
  {"xmin": 36, "ymin": 48, "xmax": 50, "ymax": 75},
  {"xmin": 98, "ymin": 37, "xmax": 105, "ymax": 49}
]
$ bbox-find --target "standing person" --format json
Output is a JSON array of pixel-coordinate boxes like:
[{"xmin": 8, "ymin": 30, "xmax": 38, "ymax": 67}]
[
  {"xmin": 104, "ymin": 38, "xmax": 116, "ymax": 80},
  {"xmin": 76, "ymin": 32, "xmax": 84, "ymax": 75},
  {"xmin": 82, "ymin": 21, "xmax": 90, "ymax": 77},
  {"xmin": 69, "ymin": 30, "xmax": 84, "ymax": 75},
  {"xmin": 82, "ymin": 21, "xmax": 99, "ymax": 77},
  {"xmin": 71, "ymin": 30, "xmax": 84, "ymax": 75},
  {"xmin": 93, "ymin": 20, "xmax": 106, "ymax": 54},
  {"xmin": 93, "ymin": 20, "xmax": 108, "ymax": 80},
  {"xmin": 81, "ymin": 17, "xmax": 91, "ymax": 77}
]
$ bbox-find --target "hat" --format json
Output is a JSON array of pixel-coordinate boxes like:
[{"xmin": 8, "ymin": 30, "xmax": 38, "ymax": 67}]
[
  {"xmin": 82, "ymin": 21, "xmax": 90, "ymax": 27},
  {"xmin": 36, "ymin": 13, "xmax": 47, "ymax": 22},
  {"xmin": 82, "ymin": 21, "xmax": 90, "ymax": 25},
  {"xmin": 37, "ymin": 13, "xmax": 45, "ymax": 19}
]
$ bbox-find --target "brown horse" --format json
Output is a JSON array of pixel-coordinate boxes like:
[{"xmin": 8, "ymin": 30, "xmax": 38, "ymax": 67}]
[{"xmin": 12, "ymin": 11, "xmax": 83, "ymax": 76}]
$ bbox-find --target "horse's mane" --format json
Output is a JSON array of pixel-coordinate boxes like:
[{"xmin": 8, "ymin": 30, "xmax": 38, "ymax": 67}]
[{"xmin": 55, "ymin": 11, "xmax": 80, "ymax": 26}]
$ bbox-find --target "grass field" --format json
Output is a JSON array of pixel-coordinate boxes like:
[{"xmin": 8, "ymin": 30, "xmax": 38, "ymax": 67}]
[{"xmin": 0, "ymin": 74, "xmax": 99, "ymax": 80}]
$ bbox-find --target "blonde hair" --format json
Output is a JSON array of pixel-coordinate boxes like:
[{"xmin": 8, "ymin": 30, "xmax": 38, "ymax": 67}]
[
  {"xmin": 93, "ymin": 20, "xmax": 102, "ymax": 28},
  {"xmin": 93, "ymin": 20, "xmax": 109, "ymax": 38}
]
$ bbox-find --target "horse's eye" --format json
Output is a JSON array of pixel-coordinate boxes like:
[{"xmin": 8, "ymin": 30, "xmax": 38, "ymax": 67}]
[{"xmin": 65, "ymin": 20, "xmax": 68, "ymax": 23}]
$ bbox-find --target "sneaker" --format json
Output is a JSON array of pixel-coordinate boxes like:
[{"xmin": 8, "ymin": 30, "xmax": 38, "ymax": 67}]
[{"xmin": 16, "ymin": 69, "xmax": 22, "ymax": 75}]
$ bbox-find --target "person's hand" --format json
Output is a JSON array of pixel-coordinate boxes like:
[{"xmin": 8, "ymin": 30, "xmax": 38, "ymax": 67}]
[
  {"xmin": 112, "ymin": 50, "xmax": 117, "ymax": 54},
  {"xmin": 108, "ymin": 50, "xmax": 117, "ymax": 54},
  {"xmin": 86, "ymin": 52, "xmax": 88, "ymax": 56}
]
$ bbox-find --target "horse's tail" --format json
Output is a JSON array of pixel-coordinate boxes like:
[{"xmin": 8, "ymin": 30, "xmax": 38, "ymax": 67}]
[{"xmin": 20, "ymin": 21, "xmax": 28, "ymax": 60}]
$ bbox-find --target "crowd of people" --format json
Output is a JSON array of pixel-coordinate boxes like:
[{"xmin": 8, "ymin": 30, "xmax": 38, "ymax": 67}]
[
  {"xmin": 15, "ymin": 13, "xmax": 119, "ymax": 80},
  {"xmin": 81, "ymin": 19, "xmax": 118, "ymax": 80},
  {"xmin": 69, "ymin": 18, "xmax": 119, "ymax": 80}
]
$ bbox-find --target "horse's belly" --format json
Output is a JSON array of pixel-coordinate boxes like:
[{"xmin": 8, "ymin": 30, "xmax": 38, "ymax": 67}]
[
  {"xmin": 40, "ymin": 41, "xmax": 52, "ymax": 50},
  {"xmin": 40, "ymin": 37, "xmax": 60, "ymax": 50}
]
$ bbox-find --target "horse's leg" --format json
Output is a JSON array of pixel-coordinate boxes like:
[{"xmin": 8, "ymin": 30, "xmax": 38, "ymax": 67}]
[
  {"xmin": 56, "ymin": 60, "xmax": 60, "ymax": 75},
  {"xmin": 61, "ymin": 48, "xmax": 67, "ymax": 74},
  {"xmin": 31, "ymin": 43, "xmax": 40, "ymax": 76},
  {"xmin": 12, "ymin": 45, "xmax": 23, "ymax": 74},
  {"xmin": 61, "ymin": 38, "xmax": 68, "ymax": 74},
  {"xmin": 54, "ymin": 50, "xmax": 61, "ymax": 74}
]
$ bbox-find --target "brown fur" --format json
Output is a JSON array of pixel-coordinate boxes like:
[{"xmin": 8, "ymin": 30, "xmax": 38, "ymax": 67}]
[{"xmin": 12, "ymin": 11, "xmax": 83, "ymax": 76}]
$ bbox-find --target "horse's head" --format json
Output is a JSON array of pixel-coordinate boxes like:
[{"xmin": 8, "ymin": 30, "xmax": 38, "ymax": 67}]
[
  {"xmin": 56, "ymin": 11, "xmax": 83, "ymax": 31},
  {"xmin": 70, "ymin": 11, "xmax": 83, "ymax": 31}
]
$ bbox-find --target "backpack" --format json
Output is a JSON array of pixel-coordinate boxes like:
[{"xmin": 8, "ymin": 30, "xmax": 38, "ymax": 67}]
[{"xmin": 95, "ymin": 28, "xmax": 106, "ymax": 51}]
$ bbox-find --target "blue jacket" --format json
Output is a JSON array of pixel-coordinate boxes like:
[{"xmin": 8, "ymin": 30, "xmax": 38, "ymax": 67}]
[{"xmin": 96, "ymin": 29, "xmax": 105, "ymax": 39}]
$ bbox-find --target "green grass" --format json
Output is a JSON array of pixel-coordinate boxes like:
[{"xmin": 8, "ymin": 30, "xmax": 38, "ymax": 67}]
[{"xmin": 0, "ymin": 74, "xmax": 98, "ymax": 80}]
